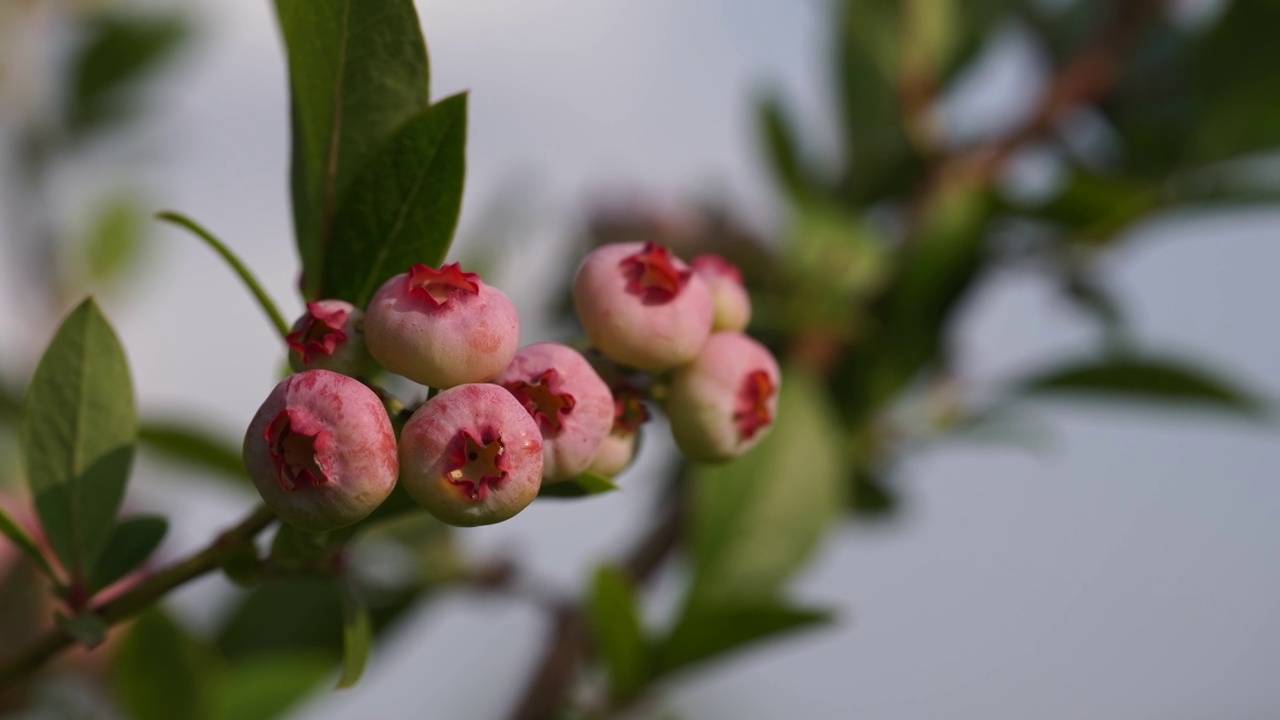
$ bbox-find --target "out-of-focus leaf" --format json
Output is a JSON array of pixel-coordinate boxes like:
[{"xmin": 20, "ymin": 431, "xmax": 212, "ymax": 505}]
[
  {"xmin": 1013, "ymin": 357, "xmax": 1265, "ymax": 416},
  {"xmin": 115, "ymin": 609, "xmax": 209, "ymax": 720},
  {"xmin": 655, "ymin": 603, "xmax": 831, "ymax": 677},
  {"xmin": 784, "ymin": 199, "xmax": 889, "ymax": 332},
  {"xmin": 67, "ymin": 13, "xmax": 187, "ymax": 133},
  {"xmin": 273, "ymin": 0, "xmax": 431, "ymax": 298},
  {"xmin": 20, "ymin": 299, "xmax": 136, "ymax": 580},
  {"xmin": 337, "ymin": 584, "xmax": 372, "ymax": 689},
  {"xmin": 1030, "ymin": 169, "xmax": 1159, "ymax": 245},
  {"xmin": 689, "ymin": 369, "xmax": 844, "ymax": 604},
  {"xmin": 586, "ymin": 566, "xmax": 647, "ymax": 701},
  {"xmin": 89, "ymin": 515, "xmax": 166, "ymax": 593},
  {"xmin": 848, "ymin": 469, "xmax": 899, "ymax": 518},
  {"xmin": 139, "ymin": 420, "xmax": 247, "ymax": 482},
  {"xmin": 56, "ymin": 612, "xmax": 108, "ymax": 648},
  {"xmin": 834, "ymin": 0, "xmax": 919, "ymax": 199},
  {"xmin": 83, "ymin": 197, "xmax": 147, "ymax": 286},
  {"xmin": 210, "ymin": 652, "xmax": 333, "ymax": 720},
  {"xmin": 0, "ymin": 504, "xmax": 56, "ymax": 579},
  {"xmin": 1188, "ymin": 0, "xmax": 1280, "ymax": 164},
  {"xmin": 833, "ymin": 186, "xmax": 991, "ymax": 421},
  {"xmin": 538, "ymin": 471, "xmax": 620, "ymax": 499},
  {"xmin": 217, "ymin": 577, "xmax": 344, "ymax": 662},
  {"xmin": 220, "ymin": 660, "xmax": 335, "ymax": 718},
  {"xmin": 322, "ymin": 95, "xmax": 468, "ymax": 305},
  {"xmin": 758, "ymin": 94, "xmax": 810, "ymax": 198}
]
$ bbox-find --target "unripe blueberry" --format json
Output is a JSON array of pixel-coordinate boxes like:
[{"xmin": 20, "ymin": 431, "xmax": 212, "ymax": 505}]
[
  {"xmin": 587, "ymin": 385, "xmax": 649, "ymax": 476},
  {"xmin": 573, "ymin": 242, "xmax": 713, "ymax": 371},
  {"xmin": 692, "ymin": 255, "xmax": 751, "ymax": 333},
  {"xmin": 399, "ymin": 384, "xmax": 543, "ymax": 527},
  {"xmin": 495, "ymin": 343, "xmax": 614, "ymax": 482},
  {"xmin": 243, "ymin": 370, "xmax": 398, "ymax": 532},
  {"xmin": 286, "ymin": 300, "xmax": 371, "ymax": 375},
  {"xmin": 665, "ymin": 332, "xmax": 781, "ymax": 463},
  {"xmin": 364, "ymin": 263, "xmax": 520, "ymax": 388}
]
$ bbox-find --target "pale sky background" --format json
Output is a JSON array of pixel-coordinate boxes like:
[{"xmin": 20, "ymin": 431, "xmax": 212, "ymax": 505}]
[{"xmin": 2, "ymin": 0, "xmax": 1279, "ymax": 718}]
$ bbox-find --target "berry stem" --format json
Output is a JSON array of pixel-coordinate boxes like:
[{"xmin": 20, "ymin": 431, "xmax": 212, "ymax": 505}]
[
  {"xmin": 155, "ymin": 211, "xmax": 292, "ymax": 340},
  {"xmin": 0, "ymin": 504, "xmax": 278, "ymax": 688}
]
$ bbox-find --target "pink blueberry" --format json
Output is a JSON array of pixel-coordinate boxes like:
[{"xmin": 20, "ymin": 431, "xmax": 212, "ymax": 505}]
[
  {"xmin": 587, "ymin": 382, "xmax": 649, "ymax": 477},
  {"xmin": 364, "ymin": 263, "xmax": 521, "ymax": 388},
  {"xmin": 664, "ymin": 332, "xmax": 781, "ymax": 463},
  {"xmin": 692, "ymin": 254, "xmax": 752, "ymax": 333},
  {"xmin": 286, "ymin": 300, "xmax": 370, "ymax": 375},
  {"xmin": 399, "ymin": 383, "xmax": 543, "ymax": 527},
  {"xmin": 243, "ymin": 370, "xmax": 398, "ymax": 532},
  {"xmin": 573, "ymin": 242, "xmax": 713, "ymax": 371},
  {"xmin": 495, "ymin": 343, "xmax": 614, "ymax": 482}
]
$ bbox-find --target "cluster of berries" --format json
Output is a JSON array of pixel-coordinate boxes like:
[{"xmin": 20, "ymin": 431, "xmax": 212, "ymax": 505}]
[{"xmin": 242, "ymin": 241, "xmax": 781, "ymax": 531}]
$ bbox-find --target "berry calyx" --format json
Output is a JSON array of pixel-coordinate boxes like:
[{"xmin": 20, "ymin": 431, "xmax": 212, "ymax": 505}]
[
  {"xmin": 573, "ymin": 241, "xmax": 713, "ymax": 371},
  {"xmin": 364, "ymin": 262, "xmax": 521, "ymax": 388},
  {"xmin": 664, "ymin": 332, "xmax": 781, "ymax": 462},
  {"xmin": 496, "ymin": 343, "xmax": 614, "ymax": 481},
  {"xmin": 399, "ymin": 383, "xmax": 543, "ymax": 526},
  {"xmin": 243, "ymin": 370, "xmax": 398, "ymax": 531},
  {"xmin": 285, "ymin": 300, "xmax": 370, "ymax": 375},
  {"xmin": 621, "ymin": 242, "xmax": 692, "ymax": 305}
]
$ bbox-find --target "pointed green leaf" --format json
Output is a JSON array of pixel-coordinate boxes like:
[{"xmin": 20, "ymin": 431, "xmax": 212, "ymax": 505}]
[
  {"xmin": 538, "ymin": 470, "xmax": 620, "ymax": 499},
  {"xmin": 273, "ymin": 0, "xmax": 431, "ymax": 297},
  {"xmin": 66, "ymin": 13, "xmax": 187, "ymax": 134},
  {"xmin": 758, "ymin": 94, "xmax": 809, "ymax": 197},
  {"xmin": 337, "ymin": 584, "xmax": 373, "ymax": 689},
  {"xmin": 83, "ymin": 197, "xmax": 147, "ymax": 286},
  {"xmin": 690, "ymin": 369, "xmax": 844, "ymax": 604},
  {"xmin": 656, "ymin": 603, "xmax": 831, "ymax": 677},
  {"xmin": 115, "ymin": 609, "xmax": 209, "ymax": 720},
  {"xmin": 1013, "ymin": 357, "xmax": 1266, "ymax": 417},
  {"xmin": 586, "ymin": 566, "xmax": 647, "ymax": 701},
  {"xmin": 89, "ymin": 515, "xmax": 168, "ymax": 593},
  {"xmin": 323, "ymin": 94, "xmax": 468, "ymax": 305},
  {"xmin": 0, "ymin": 503, "xmax": 56, "ymax": 579},
  {"xmin": 57, "ymin": 612, "xmax": 109, "ymax": 648},
  {"xmin": 210, "ymin": 652, "xmax": 333, "ymax": 720},
  {"xmin": 20, "ymin": 299, "xmax": 136, "ymax": 580}
]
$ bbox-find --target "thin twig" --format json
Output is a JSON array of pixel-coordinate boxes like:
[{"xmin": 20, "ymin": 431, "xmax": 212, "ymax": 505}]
[
  {"xmin": 923, "ymin": 0, "xmax": 1165, "ymax": 197},
  {"xmin": 0, "ymin": 505, "xmax": 277, "ymax": 688}
]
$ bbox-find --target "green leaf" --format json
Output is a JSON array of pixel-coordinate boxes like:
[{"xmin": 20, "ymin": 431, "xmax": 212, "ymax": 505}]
[
  {"xmin": 322, "ymin": 94, "xmax": 468, "ymax": 305},
  {"xmin": 217, "ymin": 577, "xmax": 344, "ymax": 662},
  {"xmin": 758, "ymin": 94, "xmax": 810, "ymax": 198},
  {"xmin": 115, "ymin": 609, "xmax": 209, "ymax": 720},
  {"xmin": 1188, "ymin": 0, "xmax": 1280, "ymax": 164},
  {"xmin": 538, "ymin": 471, "xmax": 620, "ymax": 499},
  {"xmin": 66, "ymin": 13, "xmax": 187, "ymax": 134},
  {"xmin": 848, "ymin": 469, "xmax": 899, "ymax": 519},
  {"xmin": 0, "ymin": 503, "xmax": 56, "ymax": 579},
  {"xmin": 689, "ymin": 369, "xmax": 844, "ymax": 605},
  {"xmin": 655, "ymin": 603, "xmax": 831, "ymax": 677},
  {"xmin": 1012, "ymin": 357, "xmax": 1266, "ymax": 417},
  {"xmin": 84, "ymin": 197, "xmax": 147, "ymax": 286},
  {"xmin": 832, "ymin": 186, "xmax": 991, "ymax": 421},
  {"xmin": 833, "ymin": 0, "xmax": 919, "ymax": 200},
  {"xmin": 210, "ymin": 652, "xmax": 333, "ymax": 720},
  {"xmin": 139, "ymin": 420, "xmax": 247, "ymax": 482},
  {"xmin": 337, "ymin": 584, "xmax": 373, "ymax": 689},
  {"xmin": 89, "ymin": 515, "xmax": 167, "ymax": 593},
  {"xmin": 273, "ymin": 0, "xmax": 431, "ymax": 298},
  {"xmin": 586, "ymin": 567, "xmax": 647, "ymax": 701},
  {"xmin": 20, "ymin": 298, "xmax": 136, "ymax": 580},
  {"xmin": 56, "ymin": 612, "xmax": 108, "ymax": 648}
]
